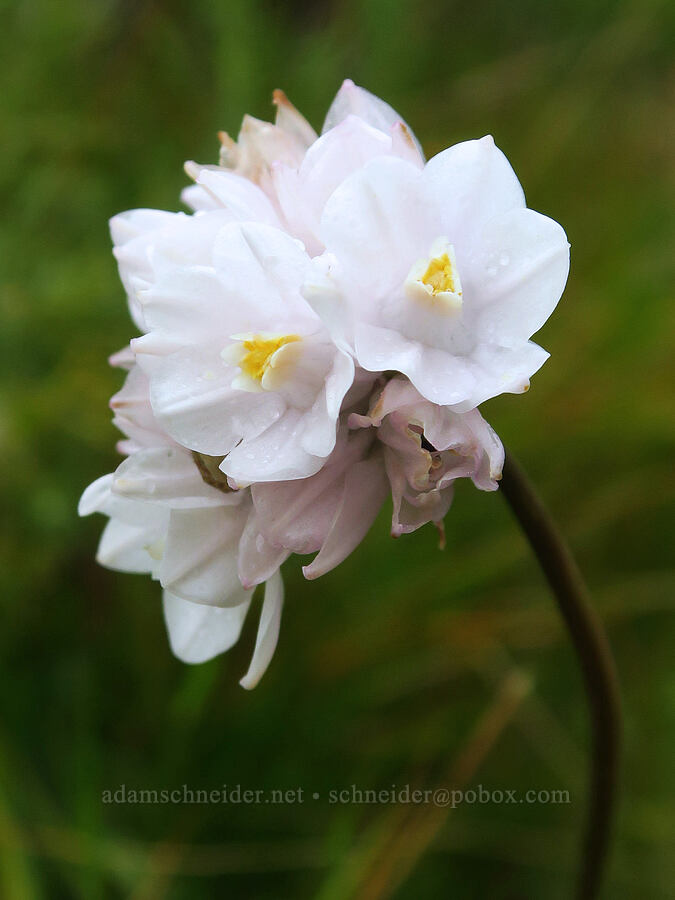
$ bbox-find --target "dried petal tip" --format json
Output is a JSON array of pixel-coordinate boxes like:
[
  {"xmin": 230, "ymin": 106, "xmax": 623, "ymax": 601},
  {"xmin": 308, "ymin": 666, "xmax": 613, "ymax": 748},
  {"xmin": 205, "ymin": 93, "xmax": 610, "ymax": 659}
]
[
  {"xmin": 218, "ymin": 130, "xmax": 235, "ymax": 148},
  {"xmin": 272, "ymin": 88, "xmax": 317, "ymax": 145},
  {"xmin": 272, "ymin": 88, "xmax": 290, "ymax": 108},
  {"xmin": 393, "ymin": 121, "xmax": 414, "ymax": 143}
]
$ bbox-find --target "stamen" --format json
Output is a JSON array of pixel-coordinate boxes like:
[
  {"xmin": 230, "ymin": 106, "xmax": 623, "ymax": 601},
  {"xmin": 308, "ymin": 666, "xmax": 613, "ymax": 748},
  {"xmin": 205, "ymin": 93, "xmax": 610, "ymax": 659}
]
[
  {"xmin": 405, "ymin": 238, "xmax": 463, "ymax": 313},
  {"xmin": 421, "ymin": 253, "xmax": 456, "ymax": 295},
  {"xmin": 239, "ymin": 335, "xmax": 300, "ymax": 383}
]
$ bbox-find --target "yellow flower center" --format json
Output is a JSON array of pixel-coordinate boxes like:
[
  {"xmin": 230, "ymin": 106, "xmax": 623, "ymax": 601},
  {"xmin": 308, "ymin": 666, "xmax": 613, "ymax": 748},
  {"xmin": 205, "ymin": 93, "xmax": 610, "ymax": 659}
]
[
  {"xmin": 239, "ymin": 334, "xmax": 300, "ymax": 382},
  {"xmin": 421, "ymin": 253, "xmax": 456, "ymax": 295},
  {"xmin": 405, "ymin": 238, "xmax": 463, "ymax": 313}
]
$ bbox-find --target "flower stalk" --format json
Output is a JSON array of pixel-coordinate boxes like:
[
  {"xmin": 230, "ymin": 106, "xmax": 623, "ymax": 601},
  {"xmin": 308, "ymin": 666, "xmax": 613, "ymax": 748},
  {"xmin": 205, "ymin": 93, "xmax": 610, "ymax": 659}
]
[{"xmin": 499, "ymin": 450, "xmax": 621, "ymax": 900}]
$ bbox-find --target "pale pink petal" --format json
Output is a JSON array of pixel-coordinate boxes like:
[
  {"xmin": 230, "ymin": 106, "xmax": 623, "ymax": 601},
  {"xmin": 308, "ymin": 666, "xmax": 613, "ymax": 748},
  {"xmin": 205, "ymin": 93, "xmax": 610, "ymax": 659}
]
[
  {"xmin": 272, "ymin": 88, "xmax": 318, "ymax": 147},
  {"xmin": 319, "ymin": 156, "xmax": 432, "ymax": 295},
  {"xmin": 221, "ymin": 408, "xmax": 325, "ymax": 486},
  {"xmin": 113, "ymin": 212, "xmax": 234, "ymax": 324},
  {"xmin": 467, "ymin": 207, "xmax": 570, "ymax": 347},
  {"xmin": 455, "ymin": 411, "xmax": 505, "ymax": 490},
  {"xmin": 391, "ymin": 486, "xmax": 454, "ymax": 537},
  {"xmin": 110, "ymin": 208, "xmax": 177, "ymax": 248},
  {"xmin": 110, "ymin": 365, "xmax": 173, "ymax": 453},
  {"xmin": 300, "ymin": 350, "xmax": 354, "ymax": 458},
  {"xmin": 249, "ymin": 426, "xmax": 373, "ymax": 554},
  {"xmin": 239, "ymin": 570, "xmax": 284, "ymax": 689},
  {"xmin": 273, "ymin": 116, "xmax": 398, "ymax": 255},
  {"xmin": 212, "ymin": 222, "xmax": 317, "ymax": 327},
  {"xmin": 250, "ymin": 465, "xmax": 344, "ymax": 554},
  {"xmin": 453, "ymin": 340, "xmax": 550, "ymax": 411},
  {"xmin": 422, "ymin": 136, "xmax": 526, "ymax": 252},
  {"xmin": 355, "ymin": 377, "xmax": 505, "ymax": 535},
  {"xmin": 79, "ymin": 473, "xmax": 169, "ymax": 529},
  {"xmin": 354, "ymin": 322, "xmax": 478, "ymax": 406},
  {"xmin": 146, "ymin": 345, "xmax": 284, "ymax": 456},
  {"xmin": 79, "ymin": 474, "xmax": 169, "ymax": 574},
  {"xmin": 110, "ymin": 208, "xmax": 178, "ymax": 329},
  {"xmin": 322, "ymin": 79, "xmax": 423, "ymax": 159},
  {"xmin": 108, "ymin": 345, "xmax": 136, "ymax": 370},
  {"xmin": 301, "ymin": 251, "xmax": 354, "ymax": 350},
  {"xmin": 221, "ymin": 105, "xmax": 314, "ymax": 184},
  {"xmin": 390, "ymin": 121, "xmax": 425, "ymax": 167},
  {"xmin": 302, "ymin": 456, "xmax": 388, "ymax": 579},
  {"xmin": 163, "ymin": 591, "xmax": 251, "ymax": 664},
  {"xmin": 158, "ymin": 506, "xmax": 248, "ymax": 606},
  {"xmin": 349, "ymin": 374, "xmax": 421, "ymax": 427},
  {"xmin": 137, "ymin": 264, "xmax": 238, "ymax": 343},
  {"xmin": 112, "ymin": 446, "xmax": 239, "ymax": 509},
  {"xmin": 96, "ymin": 518, "xmax": 163, "ymax": 574},
  {"xmin": 180, "ymin": 184, "xmax": 221, "ymax": 212},
  {"xmin": 78, "ymin": 473, "xmax": 115, "ymax": 518},
  {"xmin": 222, "ymin": 351, "xmax": 357, "ymax": 487},
  {"xmin": 184, "ymin": 163, "xmax": 281, "ymax": 225},
  {"xmin": 237, "ymin": 510, "xmax": 290, "ymax": 589}
]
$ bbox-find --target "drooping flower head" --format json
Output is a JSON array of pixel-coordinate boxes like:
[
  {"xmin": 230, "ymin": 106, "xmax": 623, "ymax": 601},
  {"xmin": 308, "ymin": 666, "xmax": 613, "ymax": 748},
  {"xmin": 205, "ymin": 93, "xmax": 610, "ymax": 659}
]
[{"xmin": 81, "ymin": 80, "xmax": 569, "ymax": 686}]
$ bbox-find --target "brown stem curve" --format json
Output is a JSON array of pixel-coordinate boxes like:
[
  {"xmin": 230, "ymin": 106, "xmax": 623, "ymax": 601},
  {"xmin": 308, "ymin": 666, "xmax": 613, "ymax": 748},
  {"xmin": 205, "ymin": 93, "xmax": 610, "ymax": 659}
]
[{"xmin": 499, "ymin": 450, "xmax": 621, "ymax": 900}]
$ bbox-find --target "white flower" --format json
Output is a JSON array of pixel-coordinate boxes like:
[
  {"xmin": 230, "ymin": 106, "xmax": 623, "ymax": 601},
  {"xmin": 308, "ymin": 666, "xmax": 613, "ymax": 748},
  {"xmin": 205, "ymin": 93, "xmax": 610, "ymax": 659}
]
[
  {"xmin": 182, "ymin": 80, "xmax": 423, "ymax": 258},
  {"xmin": 163, "ymin": 570, "xmax": 284, "ymax": 688},
  {"xmin": 350, "ymin": 377, "xmax": 503, "ymax": 538},
  {"xmin": 271, "ymin": 114, "xmax": 422, "ymax": 257},
  {"xmin": 110, "ymin": 205, "xmax": 261, "ymax": 334},
  {"xmin": 129, "ymin": 221, "xmax": 354, "ymax": 485},
  {"xmin": 304, "ymin": 136, "xmax": 570, "ymax": 410},
  {"xmin": 180, "ymin": 87, "xmax": 316, "ymax": 212},
  {"xmin": 79, "ymin": 361, "xmax": 286, "ymax": 686},
  {"xmin": 82, "ymin": 80, "xmax": 570, "ymax": 688},
  {"xmin": 247, "ymin": 419, "xmax": 389, "ymax": 580},
  {"xmin": 271, "ymin": 95, "xmax": 423, "ymax": 256},
  {"xmin": 321, "ymin": 79, "xmax": 422, "ymax": 150},
  {"xmin": 212, "ymin": 90, "xmax": 316, "ymax": 198}
]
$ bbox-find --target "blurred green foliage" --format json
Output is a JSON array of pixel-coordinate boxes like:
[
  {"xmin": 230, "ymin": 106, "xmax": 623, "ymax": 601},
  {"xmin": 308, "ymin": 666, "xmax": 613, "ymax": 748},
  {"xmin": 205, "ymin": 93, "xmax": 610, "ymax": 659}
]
[{"xmin": 1, "ymin": 0, "xmax": 673, "ymax": 897}]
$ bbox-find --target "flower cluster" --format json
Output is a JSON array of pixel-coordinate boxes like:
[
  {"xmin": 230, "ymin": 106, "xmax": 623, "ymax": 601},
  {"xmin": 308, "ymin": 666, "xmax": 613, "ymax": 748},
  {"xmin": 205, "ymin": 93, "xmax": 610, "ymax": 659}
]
[{"xmin": 80, "ymin": 80, "xmax": 569, "ymax": 687}]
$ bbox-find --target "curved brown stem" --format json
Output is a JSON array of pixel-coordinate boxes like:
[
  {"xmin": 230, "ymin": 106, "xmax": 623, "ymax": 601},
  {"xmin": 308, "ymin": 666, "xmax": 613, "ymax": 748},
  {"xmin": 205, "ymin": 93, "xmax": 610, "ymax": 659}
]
[{"xmin": 499, "ymin": 450, "xmax": 621, "ymax": 900}]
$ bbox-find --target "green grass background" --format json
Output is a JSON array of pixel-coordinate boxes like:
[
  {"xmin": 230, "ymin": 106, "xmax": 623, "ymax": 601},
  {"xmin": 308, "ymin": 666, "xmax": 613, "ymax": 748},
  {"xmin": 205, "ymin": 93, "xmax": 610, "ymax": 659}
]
[{"xmin": 1, "ymin": 0, "xmax": 673, "ymax": 896}]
